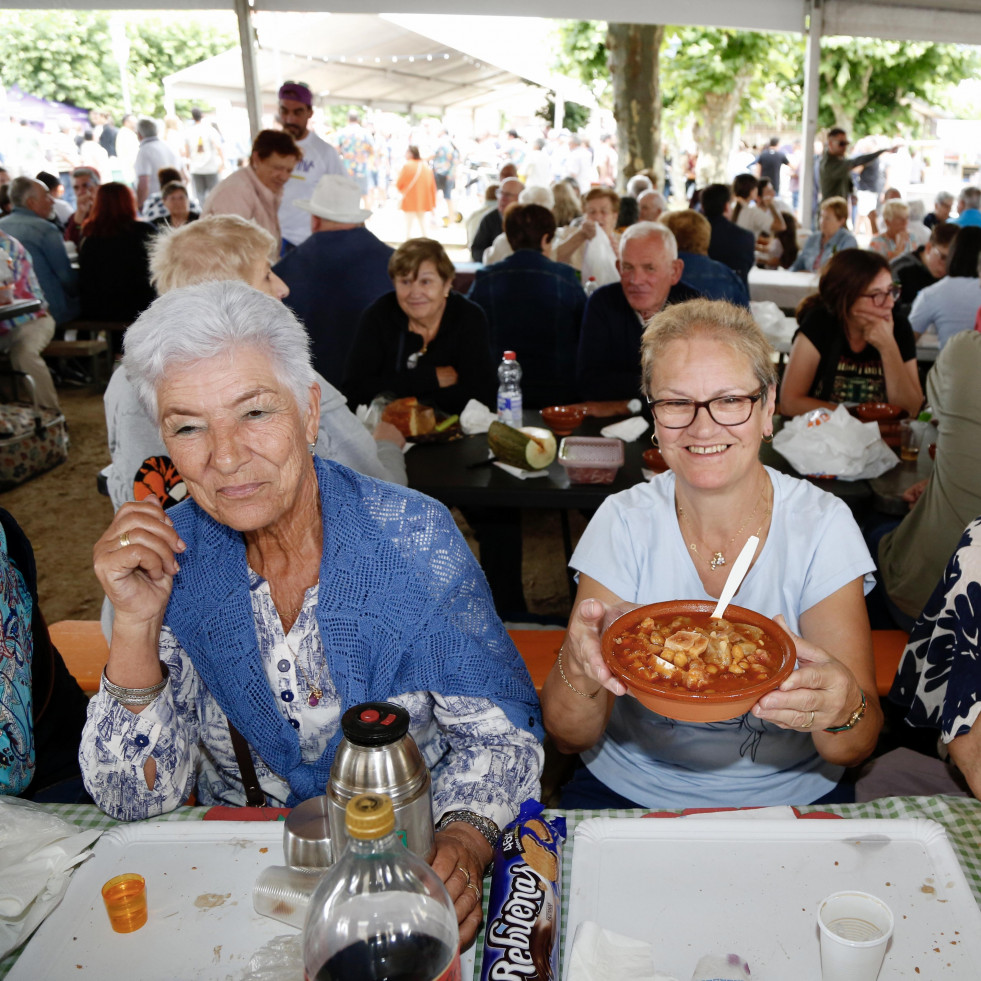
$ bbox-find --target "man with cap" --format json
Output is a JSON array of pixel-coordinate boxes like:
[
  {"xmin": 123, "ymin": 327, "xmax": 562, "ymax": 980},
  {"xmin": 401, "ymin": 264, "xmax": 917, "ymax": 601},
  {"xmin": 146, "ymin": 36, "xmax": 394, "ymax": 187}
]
[
  {"xmin": 276, "ymin": 81, "xmax": 347, "ymax": 252},
  {"xmin": 273, "ymin": 173, "xmax": 392, "ymax": 387}
]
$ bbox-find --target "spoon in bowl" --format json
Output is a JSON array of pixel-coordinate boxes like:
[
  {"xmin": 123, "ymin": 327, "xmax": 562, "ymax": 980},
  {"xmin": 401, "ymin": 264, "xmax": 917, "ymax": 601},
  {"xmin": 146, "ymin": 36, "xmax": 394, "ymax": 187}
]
[{"xmin": 710, "ymin": 535, "xmax": 760, "ymax": 620}]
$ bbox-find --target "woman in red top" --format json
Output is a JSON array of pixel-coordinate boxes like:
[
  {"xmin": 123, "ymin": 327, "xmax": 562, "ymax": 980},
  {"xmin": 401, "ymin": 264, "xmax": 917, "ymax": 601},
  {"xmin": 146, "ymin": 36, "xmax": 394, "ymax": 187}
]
[
  {"xmin": 396, "ymin": 145, "xmax": 437, "ymax": 241},
  {"xmin": 79, "ymin": 183, "xmax": 156, "ymax": 351}
]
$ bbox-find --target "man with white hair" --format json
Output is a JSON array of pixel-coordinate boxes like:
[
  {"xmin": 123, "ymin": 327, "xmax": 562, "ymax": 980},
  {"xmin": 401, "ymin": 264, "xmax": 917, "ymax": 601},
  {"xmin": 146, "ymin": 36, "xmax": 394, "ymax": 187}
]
[
  {"xmin": 952, "ymin": 186, "xmax": 981, "ymax": 228},
  {"xmin": 470, "ymin": 175, "xmax": 523, "ymax": 261},
  {"xmin": 924, "ymin": 190, "xmax": 954, "ymax": 230},
  {"xmin": 273, "ymin": 174, "xmax": 393, "ymax": 387},
  {"xmin": 480, "ymin": 185, "xmax": 554, "ymax": 265},
  {"xmin": 637, "ymin": 189, "xmax": 666, "ymax": 223},
  {"xmin": 0, "ymin": 177, "xmax": 79, "ymax": 326},
  {"xmin": 134, "ymin": 118, "xmax": 180, "ymax": 208},
  {"xmin": 576, "ymin": 221, "xmax": 699, "ymax": 400},
  {"xmin": 626, "ymin": 174, "xmax": 653, "ymax": 200}
]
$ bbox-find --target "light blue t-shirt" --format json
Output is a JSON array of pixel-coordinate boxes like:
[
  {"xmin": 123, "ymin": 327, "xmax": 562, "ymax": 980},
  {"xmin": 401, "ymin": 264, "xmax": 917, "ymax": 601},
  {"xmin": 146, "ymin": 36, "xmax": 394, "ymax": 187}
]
[
  {"xmin": 571, "ymin": 467, "xmax": 875, "ymax": 808},
  {"xmin": 908, "ymin": 276, "xmax": 981, "ymax": 350}
]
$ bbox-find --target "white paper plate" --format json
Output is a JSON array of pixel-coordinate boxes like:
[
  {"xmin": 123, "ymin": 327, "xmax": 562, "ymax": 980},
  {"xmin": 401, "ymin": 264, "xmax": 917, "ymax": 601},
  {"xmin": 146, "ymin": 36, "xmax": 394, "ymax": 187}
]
[
  {"xmin": 9, "ymin": 821, "xmax": 476, "ymax": 981},
  {"xmin": 563, "ymin": 817, "xmax": 981, "ymax": 981}
]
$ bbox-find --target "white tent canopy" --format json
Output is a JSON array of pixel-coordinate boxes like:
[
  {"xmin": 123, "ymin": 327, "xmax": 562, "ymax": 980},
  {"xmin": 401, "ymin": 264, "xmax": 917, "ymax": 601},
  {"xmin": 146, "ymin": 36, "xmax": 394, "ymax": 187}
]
[
  {"xmin": 163, "ymin": 13, "xmax": 597, "ymax": 116},
  {"xmin": 9, "ymin": 1, "xmax": 981, "ymax": 224}
]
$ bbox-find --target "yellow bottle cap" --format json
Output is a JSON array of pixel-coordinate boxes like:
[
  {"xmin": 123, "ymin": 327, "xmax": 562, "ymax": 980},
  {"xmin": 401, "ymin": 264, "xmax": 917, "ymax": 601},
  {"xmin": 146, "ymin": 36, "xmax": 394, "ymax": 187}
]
[{"xmin": 345, "ymin": 793, "xmax": 396, "ymax": 839}]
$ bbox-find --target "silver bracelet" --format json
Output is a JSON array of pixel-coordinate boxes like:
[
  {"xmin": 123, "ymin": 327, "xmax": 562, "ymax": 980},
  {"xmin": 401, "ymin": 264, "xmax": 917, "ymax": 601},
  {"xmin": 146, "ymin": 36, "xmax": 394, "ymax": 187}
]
[
  {"xmin": 437, "ymin": 809, "xmax": 502, "ymax": 851},
  {"xmin": 102, "ymin": 664, "xmax": 169, "ymax": 706}
]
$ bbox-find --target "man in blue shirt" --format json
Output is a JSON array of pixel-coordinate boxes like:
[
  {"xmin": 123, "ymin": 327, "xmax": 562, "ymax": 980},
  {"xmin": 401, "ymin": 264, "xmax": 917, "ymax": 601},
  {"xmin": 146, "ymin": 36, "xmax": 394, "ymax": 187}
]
[
  {"xmin": 274, "ymin": 174, "xmax": 392, "ymax": 387},
  {"xmin": 0, "ymin": 177, "xmax": 79, "ymax": 327},
  {"xmin": 952, "ymin": 186, "xmax": 981, "ymax": 228}
]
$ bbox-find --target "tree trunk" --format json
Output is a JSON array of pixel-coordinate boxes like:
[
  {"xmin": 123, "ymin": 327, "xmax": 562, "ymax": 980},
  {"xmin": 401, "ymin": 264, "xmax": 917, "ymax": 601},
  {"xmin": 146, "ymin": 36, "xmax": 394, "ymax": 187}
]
[
  {"xmin": 607, "ymin": 23, "xmax": 664, "ymax": 191},
  {"xmin": 692, "ymin": 72, "xmax": 752, "ymax": 185}
]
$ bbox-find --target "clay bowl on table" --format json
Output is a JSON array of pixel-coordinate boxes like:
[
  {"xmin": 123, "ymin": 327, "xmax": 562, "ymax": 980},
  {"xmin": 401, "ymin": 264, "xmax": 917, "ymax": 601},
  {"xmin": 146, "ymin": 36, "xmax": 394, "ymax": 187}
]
[
  {"xmin": 541, "ymin": 404, "xmax": 587, "ymax": 437},
  {"xmin": 642, "ymin": 447, "xmax": 669, "ymax": 473},
  {"xmin": 601, "ymin": 601, "xmax": 796, "ymax": 723},
  {"xmin": 855, "ymin": 402, "xmax": 903, "ymax": 423}
]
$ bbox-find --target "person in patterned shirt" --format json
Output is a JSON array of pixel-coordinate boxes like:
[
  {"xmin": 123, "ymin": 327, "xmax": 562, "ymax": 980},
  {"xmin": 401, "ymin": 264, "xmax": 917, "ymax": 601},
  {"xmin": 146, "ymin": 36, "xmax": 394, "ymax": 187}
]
[
  {"xmin": 335, "ymin": 111, "xmax": 375, "ymax": 208},
  {"xmin": 83, "ymin": 281, "xmax": 542, "ymax": 947},
  {"xmin": 0, "ymin": 230, "xmax": 59, "ymax": 409}
]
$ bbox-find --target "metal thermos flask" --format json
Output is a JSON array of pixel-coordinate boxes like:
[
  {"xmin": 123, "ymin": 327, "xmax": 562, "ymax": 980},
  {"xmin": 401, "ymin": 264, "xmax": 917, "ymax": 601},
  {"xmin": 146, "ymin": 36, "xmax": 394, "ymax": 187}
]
[{"xmin": 326, "ymin": 701, "xmax": 436, "ymax": 862}]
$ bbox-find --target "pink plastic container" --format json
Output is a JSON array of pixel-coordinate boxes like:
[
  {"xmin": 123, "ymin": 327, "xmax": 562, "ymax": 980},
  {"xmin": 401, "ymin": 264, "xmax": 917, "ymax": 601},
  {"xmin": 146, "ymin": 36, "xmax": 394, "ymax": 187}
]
[{"xmin": 558, "ymin": 437, "xmax": 624, "ymax": 484}]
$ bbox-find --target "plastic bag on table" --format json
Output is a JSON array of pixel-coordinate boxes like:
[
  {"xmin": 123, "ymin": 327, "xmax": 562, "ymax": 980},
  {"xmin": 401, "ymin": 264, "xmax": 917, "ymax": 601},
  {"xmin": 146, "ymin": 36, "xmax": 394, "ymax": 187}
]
[
  {"xmin": 581, "ymin": 231, "xmax": 620, "ymax": 289},
  {"xmin": 772, "ymin": 405, "xmax": 898, "ymax": 481}
]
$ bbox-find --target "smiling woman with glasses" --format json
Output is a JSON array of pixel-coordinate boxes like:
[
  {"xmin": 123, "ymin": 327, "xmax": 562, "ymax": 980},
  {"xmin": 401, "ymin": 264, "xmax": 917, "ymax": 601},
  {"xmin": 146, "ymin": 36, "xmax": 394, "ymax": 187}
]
[
  {"xmin": 780, "ymin": 248, "xmax": 923, "ymax": 418},
  {"xmin": 541, "ymin": 298, "xmax": 882, "ymax": 811}
]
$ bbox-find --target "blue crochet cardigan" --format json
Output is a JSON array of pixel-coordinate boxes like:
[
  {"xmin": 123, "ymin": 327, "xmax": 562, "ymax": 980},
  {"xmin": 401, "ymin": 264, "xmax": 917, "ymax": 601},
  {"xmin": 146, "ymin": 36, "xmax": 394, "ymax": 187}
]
[{"xmin": 164, "ymin": 457, "xmax": 540, "ymax": 804}]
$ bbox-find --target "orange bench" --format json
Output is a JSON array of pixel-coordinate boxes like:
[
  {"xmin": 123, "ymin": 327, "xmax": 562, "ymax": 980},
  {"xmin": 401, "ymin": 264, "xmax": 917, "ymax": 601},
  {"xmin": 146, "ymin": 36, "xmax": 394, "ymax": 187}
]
[
  {"xmin": 51, "ymin": 620, "xmax": 909, "ymax": 702},
  {"xmin": 49, "ymin": 620, "xmax": 109, "ymax": 695},
  {"xmin": 508, "ymin": 628, "xmax": 909, "ymax": 698}
]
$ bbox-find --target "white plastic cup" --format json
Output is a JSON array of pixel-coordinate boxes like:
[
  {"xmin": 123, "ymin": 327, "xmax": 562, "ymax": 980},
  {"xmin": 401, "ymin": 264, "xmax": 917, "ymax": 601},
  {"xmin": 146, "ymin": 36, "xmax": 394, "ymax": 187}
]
[
  {"xmin": 817, "ymin": 890, "xmax": 894, "ymax": 981},
  {"xmin": 253, "ymin": 865, "xmax": 325, "ymax": 929}
]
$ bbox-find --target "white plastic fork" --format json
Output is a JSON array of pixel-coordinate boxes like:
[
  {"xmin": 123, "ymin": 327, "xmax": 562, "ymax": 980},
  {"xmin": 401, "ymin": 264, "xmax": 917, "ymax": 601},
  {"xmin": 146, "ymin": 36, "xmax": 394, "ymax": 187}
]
[{"xmin": 710, "ymin": 535, "xmax": 760, "ymax": 620}]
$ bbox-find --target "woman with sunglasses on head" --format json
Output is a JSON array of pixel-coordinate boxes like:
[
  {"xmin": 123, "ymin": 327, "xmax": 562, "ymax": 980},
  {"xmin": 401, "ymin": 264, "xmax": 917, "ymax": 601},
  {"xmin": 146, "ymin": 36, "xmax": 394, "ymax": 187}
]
[
  {"xmin": 540, "ymin": 299, "xmax": 881, "ymax": 809},
  {"xmin": 779, "ymin": 248, "xmax": 923, "ymax": 418}
]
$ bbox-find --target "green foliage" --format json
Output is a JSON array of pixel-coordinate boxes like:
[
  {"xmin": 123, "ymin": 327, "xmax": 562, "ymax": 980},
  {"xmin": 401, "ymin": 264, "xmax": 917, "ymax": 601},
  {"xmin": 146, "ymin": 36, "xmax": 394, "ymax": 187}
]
[
  {"xmin": 817, "ymin": 37, "xmax": 981, "ymax": 134},
  {"xmin": 535, "ymin": 97, "xmax": 592, "ymax": 131},
  {"xmin": 0, "ymin": 11, "xmax": 236, "ymax": 119},
  {"xmin": 551, "ymin": 20, "xmax": 979, "ymax": 137}
]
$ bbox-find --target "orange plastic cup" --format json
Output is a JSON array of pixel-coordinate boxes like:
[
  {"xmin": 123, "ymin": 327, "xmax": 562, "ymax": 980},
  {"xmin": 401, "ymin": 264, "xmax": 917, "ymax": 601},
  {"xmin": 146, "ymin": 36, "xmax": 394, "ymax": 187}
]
[{"xmin": 101, "ymin": 873, "xmax": 148, "ymax": 933}]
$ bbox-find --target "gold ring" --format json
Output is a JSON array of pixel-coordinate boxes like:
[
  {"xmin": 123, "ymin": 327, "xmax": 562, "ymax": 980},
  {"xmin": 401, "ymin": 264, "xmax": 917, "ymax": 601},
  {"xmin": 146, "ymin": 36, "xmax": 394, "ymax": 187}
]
[
  {"xmin": 801, "ymin": 710, "xmax": 815, "ymax": 730},
  {"xmin": 456, "ymin": 866, "xmax": 471, "ymax": 886},
  {"xmin": 118, "ymin": 531, "xmax": 131, "ymax": 548},
  {"xmin": 465, "ymin": 880, "xmax": 481, "ymax": 903}
]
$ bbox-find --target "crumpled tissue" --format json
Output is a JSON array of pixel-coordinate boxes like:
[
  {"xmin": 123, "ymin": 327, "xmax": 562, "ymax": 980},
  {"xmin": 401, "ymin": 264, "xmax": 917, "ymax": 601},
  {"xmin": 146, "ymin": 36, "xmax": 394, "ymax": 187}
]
[
  {"xmin": 460, "ymin": 399, "xmax": 498, "ymax": 435},
  {"xmin": 0, "ymin": 797, "xmax": 103, "ymax": 958},
  {"xmin": 567, "ymin": 921, "xmax": 679, "ymax": 981},
  {"xmin": 600, "ymin": 416, "xmax": 650, "ymax": 442},
  {"xmin": 773, "ymin": 405, "xmax": 898, "ymax": 481}
]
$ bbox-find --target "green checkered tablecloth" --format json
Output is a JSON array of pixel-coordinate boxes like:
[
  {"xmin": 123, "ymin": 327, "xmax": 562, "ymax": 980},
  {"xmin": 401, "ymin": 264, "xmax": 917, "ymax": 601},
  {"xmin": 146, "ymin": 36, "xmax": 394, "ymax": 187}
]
[{"xmin": 3, "ymin": 797, "xmax": 980, "ymax": 980}]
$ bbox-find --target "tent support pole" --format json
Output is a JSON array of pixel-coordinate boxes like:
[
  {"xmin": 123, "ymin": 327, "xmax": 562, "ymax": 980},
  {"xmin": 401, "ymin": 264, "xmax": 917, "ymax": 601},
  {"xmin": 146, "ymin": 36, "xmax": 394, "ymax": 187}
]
[
  {"xmin": 235, "ymin": 0, "xmax": 262, "ymax": 141},
  {"xmin": 801, "ymin": 0, "xmax": 823, "ymax": 232}
]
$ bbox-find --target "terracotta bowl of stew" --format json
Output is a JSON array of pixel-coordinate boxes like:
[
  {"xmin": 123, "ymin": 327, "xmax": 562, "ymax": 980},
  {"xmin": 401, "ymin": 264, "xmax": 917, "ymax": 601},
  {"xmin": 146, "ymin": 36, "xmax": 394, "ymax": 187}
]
[
  {"xmin": 601, "ymin": 600, "xmax": 797, "ymax": 722},
  {"xmin": 541, "ymin": 404, "xmax": 587, "ymax": 437},
  {"xmin": 855, "ymin": 401, "xmax": 902, "ymax": 422}
]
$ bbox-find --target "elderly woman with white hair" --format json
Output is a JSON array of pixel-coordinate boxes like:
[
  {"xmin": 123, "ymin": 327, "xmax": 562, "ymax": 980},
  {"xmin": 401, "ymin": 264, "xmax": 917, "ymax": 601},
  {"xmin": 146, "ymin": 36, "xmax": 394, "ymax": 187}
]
[
  {"xmin": 82, "ymin": 281, "xmax": 543, "ymax": 945},
  {"xmin": 869, "ymin": 198, "xmax": 912, "ymax": 261},
  {"xmin": 103, "ymin": 214, "xmax": 406, "ymax": 516}
]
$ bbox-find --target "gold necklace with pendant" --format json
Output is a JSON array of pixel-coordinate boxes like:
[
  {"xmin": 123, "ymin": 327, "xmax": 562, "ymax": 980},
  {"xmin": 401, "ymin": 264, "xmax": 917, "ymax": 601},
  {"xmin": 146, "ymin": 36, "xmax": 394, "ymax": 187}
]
[
  {"xmin": 278, "ymin": 606, "xmax": 327, "ymax": 706},
  {"xmin": 678, "ymin": 478, "xmax": 770, "ymax": 572}
]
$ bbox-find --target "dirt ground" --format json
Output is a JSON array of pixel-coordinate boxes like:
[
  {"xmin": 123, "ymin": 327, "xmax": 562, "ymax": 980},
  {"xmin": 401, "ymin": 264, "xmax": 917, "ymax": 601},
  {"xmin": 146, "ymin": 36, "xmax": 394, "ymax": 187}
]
[{"xmin": 1, "ymin": 384, "xmax": 583, "ymax": 626}]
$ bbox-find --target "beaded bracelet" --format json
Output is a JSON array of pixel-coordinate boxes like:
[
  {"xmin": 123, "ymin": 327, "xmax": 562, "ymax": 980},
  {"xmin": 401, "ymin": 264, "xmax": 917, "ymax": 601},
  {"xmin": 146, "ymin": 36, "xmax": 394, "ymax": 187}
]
[
  {"xmin": 557, "ymin": 647, "xmax": 600, "ymax": 699},
  {"xmin": 824, "ymin": 690, "xmax": 867, "ymax": 733},
  {"xmin": 102, "ymin": 664, "xmax": 170, "ymax": 706}
]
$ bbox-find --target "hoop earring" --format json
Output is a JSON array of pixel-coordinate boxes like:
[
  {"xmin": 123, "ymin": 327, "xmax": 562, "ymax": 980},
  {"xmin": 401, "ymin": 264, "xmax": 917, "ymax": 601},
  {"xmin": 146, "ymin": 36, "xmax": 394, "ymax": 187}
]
[
  {"xmin": 650, "ymin": 432, "xmax": 659, "ymax": 449},
  {"xmin": 762, "ymin": 432, "xmax": 774, "ymax": 444}
]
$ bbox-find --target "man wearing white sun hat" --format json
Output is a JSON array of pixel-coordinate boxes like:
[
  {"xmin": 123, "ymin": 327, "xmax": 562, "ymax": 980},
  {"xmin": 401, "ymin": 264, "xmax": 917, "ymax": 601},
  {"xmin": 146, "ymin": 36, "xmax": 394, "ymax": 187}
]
[{"xmin": 274, "ymin": 173, "xmax": 393, "ymax": 387}]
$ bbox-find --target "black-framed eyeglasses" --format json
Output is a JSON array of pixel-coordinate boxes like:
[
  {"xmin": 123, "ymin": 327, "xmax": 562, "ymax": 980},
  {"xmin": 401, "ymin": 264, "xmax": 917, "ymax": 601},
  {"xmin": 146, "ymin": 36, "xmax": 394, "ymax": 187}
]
[
  {"xmin": 646, "ymin": 386, "xmax": 767, "ymax": 429},
  {"xmin": 860, "ymin": 285, "xmax": 901, "ymax": 307}
]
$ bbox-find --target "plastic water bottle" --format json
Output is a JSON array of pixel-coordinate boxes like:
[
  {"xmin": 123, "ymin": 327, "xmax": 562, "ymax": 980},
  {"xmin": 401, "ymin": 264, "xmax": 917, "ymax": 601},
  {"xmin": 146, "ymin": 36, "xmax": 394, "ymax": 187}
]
[
  {"xmin": 583, "ymin": 275, "xmax": 598, "ymax": 296},
  {"xmin": 497, "ymin": 350, "xmax": 523, "ymax": 427},
  {"xmin": 302, "ymin": 793, "xmax": 461, "ymax": 981}
]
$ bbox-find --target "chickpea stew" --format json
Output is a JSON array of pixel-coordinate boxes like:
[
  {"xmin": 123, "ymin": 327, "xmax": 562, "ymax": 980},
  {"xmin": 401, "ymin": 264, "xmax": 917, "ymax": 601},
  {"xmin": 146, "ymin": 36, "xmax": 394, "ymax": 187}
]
[{"xmin": 610, "ymin": 613, "xmax": 784, "ymax": 694}]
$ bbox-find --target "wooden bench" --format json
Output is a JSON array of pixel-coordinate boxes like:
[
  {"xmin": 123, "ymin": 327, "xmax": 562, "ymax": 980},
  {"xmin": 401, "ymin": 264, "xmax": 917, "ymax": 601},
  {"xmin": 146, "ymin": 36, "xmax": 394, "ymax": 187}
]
[
  {"xmin": 508, "ymin": 627, "xmax": 910, "ymax": 698},
  {"xmin": 42, "ymin": 338, "xmax": 112, "ymax": 385}
]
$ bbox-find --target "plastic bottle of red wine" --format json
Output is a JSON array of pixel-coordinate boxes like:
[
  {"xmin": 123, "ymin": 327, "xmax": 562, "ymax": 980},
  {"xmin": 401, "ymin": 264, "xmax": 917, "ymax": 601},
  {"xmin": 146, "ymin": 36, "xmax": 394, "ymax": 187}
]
[{"xmin": 302, "ymin": 793, "xmax": 461, "ymax": 981}]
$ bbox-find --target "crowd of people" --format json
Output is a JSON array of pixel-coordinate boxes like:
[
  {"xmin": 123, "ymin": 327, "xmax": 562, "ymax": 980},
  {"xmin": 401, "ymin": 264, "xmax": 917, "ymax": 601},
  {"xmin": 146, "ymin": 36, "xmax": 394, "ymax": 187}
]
[{"xmin": 4, "ymin": 99, "xmax": 981, "ymax": 949}]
